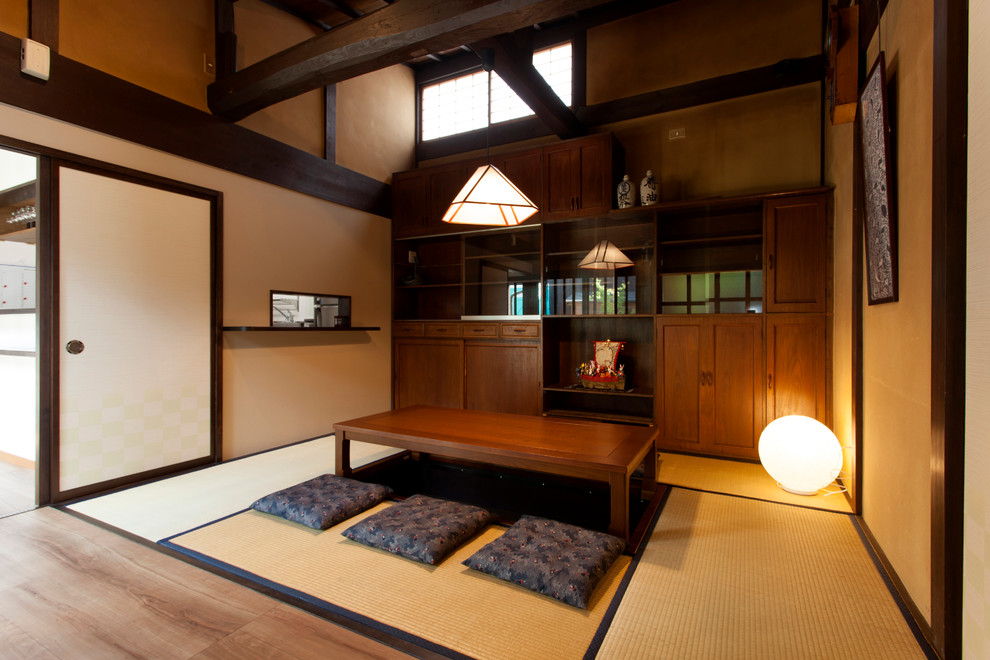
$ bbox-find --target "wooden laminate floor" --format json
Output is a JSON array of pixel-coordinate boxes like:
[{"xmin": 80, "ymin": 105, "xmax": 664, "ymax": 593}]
[
  {"xmin": 0, "ymin": 507, "xmax": 414, "ymax": 659},
  {"xmin": 0, "ymin": 460, "xmax": 35, "ymax": 518}
]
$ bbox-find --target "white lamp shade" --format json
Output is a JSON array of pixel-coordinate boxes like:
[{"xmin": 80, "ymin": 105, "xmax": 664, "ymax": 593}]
[
  {"xmin": 442, "ymin": 164, "xmax": 539, "ymax": 226},
  {"xmin": 577, "ymin": 239, "xmax": 634, "ymax": 269},
  {"xmin": 758, "ymin": 415, "xmax": 842, "ymax": 495}
]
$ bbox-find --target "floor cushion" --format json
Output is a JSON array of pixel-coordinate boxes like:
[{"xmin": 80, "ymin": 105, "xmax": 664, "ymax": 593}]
[
  {"xmin": 462, "ymin": 515, "xmax": 626, "ymax": 609},
  {"xmin": 342, "ymin": 494, "xmax": 492, "ymax": 565},
  {"xmin": 250, "ymin": 474, "xmax": 391, "ymax": 530}
]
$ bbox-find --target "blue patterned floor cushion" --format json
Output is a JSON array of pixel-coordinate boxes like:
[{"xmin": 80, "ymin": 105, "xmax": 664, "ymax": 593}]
[
  {"xmin": 342, "ymin": 494, "xmax": 493, "ymax": 565},
  {"xmin": 462, "ymin": 515, "xmax": 626, "ymax": 609},
  {"xmin": 250, "ymin": 474, "xmax": 391, "ymax": 530}
]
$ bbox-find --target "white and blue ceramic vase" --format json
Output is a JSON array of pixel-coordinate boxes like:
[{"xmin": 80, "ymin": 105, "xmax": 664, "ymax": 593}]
[
  {"xmin": 616, "ymin": 174, "xmax": 636, "ymax": 208},
  {"xmin": 640, "ymin": 170, "xmax": 659, "ymax": 206}
]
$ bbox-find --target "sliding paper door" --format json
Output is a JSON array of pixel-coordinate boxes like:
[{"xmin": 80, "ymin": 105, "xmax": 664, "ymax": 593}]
[{"xmin": 57, "ymin": 165, "xmax": 216, "ymax": 495}]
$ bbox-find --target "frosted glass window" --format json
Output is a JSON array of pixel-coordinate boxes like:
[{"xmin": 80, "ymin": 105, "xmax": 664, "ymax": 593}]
[
  {"xmin": 662, "ymin": 274, "xmax": 687, "ymax": 302},
  {"xmin": 720, "ymin": 271, "xmax": 746, "ymax": 298},
  {"xmin": 421, "ymin": 43, "xmax": 572, "ymax": 141},
  {"xmin": 690, "ymin": 273, "xmax": 714, "ymax": 301}
]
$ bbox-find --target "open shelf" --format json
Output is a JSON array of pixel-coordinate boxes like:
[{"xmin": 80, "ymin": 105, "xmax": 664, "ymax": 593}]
[
  {"xmin": 223, "ymin": 326, "xmax": 380, "ymax": 332},
  {"xmin": 543, "ymin": 408, "xmax": 654, "ymax": 427},
  {"xmin": 543, "ymin": 382, "xmax": 654, "ymax": 398}
]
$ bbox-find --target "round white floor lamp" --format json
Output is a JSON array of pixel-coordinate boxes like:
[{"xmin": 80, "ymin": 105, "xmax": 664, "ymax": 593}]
[{"xmin": 758, "ymin": 415, "xmax": 843, "ymax": 496}]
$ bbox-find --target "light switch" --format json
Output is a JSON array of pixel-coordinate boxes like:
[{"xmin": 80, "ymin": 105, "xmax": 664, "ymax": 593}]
[{"xmin": 20, "ymin": 38, "xmax": 51, "ymax": 81}]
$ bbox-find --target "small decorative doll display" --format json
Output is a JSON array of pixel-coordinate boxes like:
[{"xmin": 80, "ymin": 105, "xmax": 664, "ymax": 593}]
[{"xmin": 578, "ymin": 339, "xmax": 626, "ymax": 390}]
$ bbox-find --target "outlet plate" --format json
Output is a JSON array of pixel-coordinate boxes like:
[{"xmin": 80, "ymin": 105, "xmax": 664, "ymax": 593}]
[
  {"xmin": 669, "ymin": 127, "xmax": 687, "ymax": 140},
  {"xmin": 204, "ymin": 54, "xmax": 216, "ymax": 76}
]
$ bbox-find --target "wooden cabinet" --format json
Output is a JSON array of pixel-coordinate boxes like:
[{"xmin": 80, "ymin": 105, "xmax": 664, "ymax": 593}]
[
  {"xmin": 394, "ymin": 339, "xmax": 463, "ymax": 409},
  {"xmin": 543, "ymin": 134, "xmax": 620, "ymax": 220},
  {"xmin": 766, "ymin": 314, "xmax": 828, "ymax": 424},
  {"xmin": 394, "ymin": 323, "xmax": 541, "ymax": 416},
  {"xmin": 765, "ymin": 193, "xmax": 828, "ymax": 313},
  {"xmin": 465, "ymin": 342, "xmax": 541, "ymax": 416},
  {"xmin": 493, "ymin": 148, "xmax": 543, "ymax": 221},
  {"xmin": 657, "ymin": 316, "xmax": 764, "ymax": 460}
]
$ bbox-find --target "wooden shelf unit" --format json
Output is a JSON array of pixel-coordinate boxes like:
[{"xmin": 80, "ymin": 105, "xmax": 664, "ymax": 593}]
[{"xmin": 391, "ymin": 137, "xmax": 832, "ymax": 444}]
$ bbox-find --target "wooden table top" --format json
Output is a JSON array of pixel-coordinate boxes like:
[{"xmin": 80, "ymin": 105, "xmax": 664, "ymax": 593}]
[{"xmin": 334, "ymin": 406, "xmax": 658, "ymax": 475}]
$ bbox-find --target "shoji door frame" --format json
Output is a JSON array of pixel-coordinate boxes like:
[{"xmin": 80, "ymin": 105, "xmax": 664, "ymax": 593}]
[{"xmin": 0, "ymin": 134, "xmax": 223, "ymax": 506}]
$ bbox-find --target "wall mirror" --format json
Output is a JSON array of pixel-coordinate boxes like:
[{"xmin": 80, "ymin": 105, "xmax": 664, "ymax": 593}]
[{"xmin": 270, "ymin": 290, "xmax": 351, "ymax": 328}]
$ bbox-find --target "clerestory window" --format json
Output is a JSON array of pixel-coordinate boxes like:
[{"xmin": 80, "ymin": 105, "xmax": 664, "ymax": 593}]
[{"xmin": 420, "ymin": 42, "xmax": 572, "ymax": 142}]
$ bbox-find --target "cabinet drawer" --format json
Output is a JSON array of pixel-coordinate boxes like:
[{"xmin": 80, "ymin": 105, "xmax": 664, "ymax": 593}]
[
  {"xmin": 393, "ymin": 322, "xmax": 425, "ymax": 337},
  {"xmin": 462, "ymin": 323, "xmax": 498, "ymax": 338},
  {"xmin": 425, "ymin": 322, "xmax": 460, "ymax": 337},
  {"xmin": 501, "ymin": 323, "xmax": 540, "ymax": 338}
]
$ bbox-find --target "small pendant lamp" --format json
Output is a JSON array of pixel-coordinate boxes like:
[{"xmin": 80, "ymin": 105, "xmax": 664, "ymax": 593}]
[
  {"xmin": 442, "ymin": 49, "xmax": 539, "ymax": 226},
  {"xmin": 578, "ymin": 239, "xmax": 634, "ymax": 269}
]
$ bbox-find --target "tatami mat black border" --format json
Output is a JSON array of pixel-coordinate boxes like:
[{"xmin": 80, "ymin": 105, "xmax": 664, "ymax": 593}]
[{"xmin": 583, "ymin": 486, "xmax": 673, "ymax": 660}]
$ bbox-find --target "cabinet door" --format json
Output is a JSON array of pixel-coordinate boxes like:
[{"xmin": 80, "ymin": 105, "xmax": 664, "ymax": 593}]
[
  {"xmin": 657, "ymin": 318, "xmax": 706, "ymax": 452},
  {"xmin": 576, "ymin": 138, "xmax": 608, "ymax": 214},
  {"xmin": 394, "ymin": 339, "xmax": 463, "ymax": 409},
  {"xmin": 766, "ymin": 314, "xmax": 828, "ymax": 423},
  {"xmin": 392, "ymin": 171, "xmax": 427, "ymax": 238},
  {"xmin": 464, "ymin": 342, "xmax": 541, "ymax": 416},
  {"xmin": 765, "ymin": 193, "xmax": 828, "ymax": 312},
  {"xmin": 495, "ymin": 148, "xmax": 543, "ymax": 220},
  {"xmin": 710, "ymin": 317, "xmax": 764, "ymax": 459},
  {"xmin": 543, "ymin": 135, "xmax": 614, "ymax": 220},
  {"xmin": 427, "ymin": 163, "xmax": 471, "ymax": 234},
  {"xmin": 544, "ymin": 144, "xmax": 578, "ymax": 217}
]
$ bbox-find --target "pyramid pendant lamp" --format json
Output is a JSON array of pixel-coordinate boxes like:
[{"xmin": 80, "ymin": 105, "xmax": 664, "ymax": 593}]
[
  {"xmin": 578, "ymin": 240, "xmax": 634, "ymax": 269},
  {"xmin": 442, "ymin": 164, "xmax": 539, "ymax": 226},
  {"xmin": 442, "ymin": 48, "xmax": 538, "ymax": 226}
]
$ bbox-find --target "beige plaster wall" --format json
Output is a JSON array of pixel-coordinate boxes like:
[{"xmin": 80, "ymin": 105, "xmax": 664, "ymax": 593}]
[
  {"xmin": 1, "ymin": 2, "xmax": 28, "ymax": 38},
  {"xmin": 60, "ymin": 0, "xmax": 214, "ymax": 110},
  {"xmin": 337, "ymin": 65, "xmax": 417, "ymax": 182},
  {"xmin": 0, "ymin": 101, "xmax": 392, "ymax": 460},
  {"xmin": 603, "ymin": 83, "xmax": 821, "ymax": 201},
  {"xmin": 59, "ymin": 0, "xmax": 326, "ymax": 158},
  {"xmin": 860, "ymin": 0, "xmax": 934, "ymax": 621},
  {"xmin": 965, "ymin": 2, "xmax": 990, "ymax": 657},
  {"xmin": 233, "ymin": 0, "xmax": 325, "ymax": 157},
  {"xmin": 825, "ymin": 115, "xmax": 855, "ymax": 496},
  {"xmin": 586, "ymin": 0, "xmax": 820, "ymax": 105}
]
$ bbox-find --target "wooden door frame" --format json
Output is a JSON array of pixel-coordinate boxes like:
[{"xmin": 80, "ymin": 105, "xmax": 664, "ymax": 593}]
[{"xmin": 0, "ymin": 133, "xmax": 223, "ymax": 506}]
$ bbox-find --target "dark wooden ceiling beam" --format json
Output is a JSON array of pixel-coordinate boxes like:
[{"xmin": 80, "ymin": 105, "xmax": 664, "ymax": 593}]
[
  {"xmin": 207, "ymin": 0, "xmax": 614, "ymax": 121},
  {"xmin": 0, "ymin": 31, "xmax": 389, "ymax": 216},
  {"xmin": 475, "ymin": 34, "xmax": 585, "ymax": 140},
  {"xmin": 577, "ymin": 55, "xmax": 824, "ymax": 126},
  {"xmin": 317, "ymin": 0, "xmax": 364, "ymax": 19},
  {"xmin": 215, "ymin": 0, "xmax": 237, "ymax": 79}
]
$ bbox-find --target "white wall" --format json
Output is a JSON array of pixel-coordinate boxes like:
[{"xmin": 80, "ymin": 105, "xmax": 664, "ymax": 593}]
[{"xmin": 965, "ymin": 3, "xmax": 990, "ymax": 657}]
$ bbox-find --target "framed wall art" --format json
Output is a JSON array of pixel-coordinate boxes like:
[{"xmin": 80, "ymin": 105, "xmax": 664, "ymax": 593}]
[{"xmin": 858, "ymin": 52, "xmax": 898, "ymax": 305}]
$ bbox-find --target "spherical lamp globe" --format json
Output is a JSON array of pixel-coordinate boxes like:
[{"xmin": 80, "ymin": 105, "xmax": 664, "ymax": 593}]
[{"xmin": 758, "ymin": 415, "xmax": 842, "ymax": 496}]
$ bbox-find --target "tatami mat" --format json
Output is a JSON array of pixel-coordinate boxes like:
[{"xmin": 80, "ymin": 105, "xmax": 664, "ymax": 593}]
[
  {"xmin": 657, "ymin": 452, "xmax": 854, "ymax": 513},
  {"xmin": 166, "ymin": 504, "xmax": 629, "ymax": 660},
  {"xmin": 67, "ymin": 436, "xmax": 399, "ymax": 540},
  {"xmin": 597, "ymin": 489, "xmax": 926, "ymax": 659}
]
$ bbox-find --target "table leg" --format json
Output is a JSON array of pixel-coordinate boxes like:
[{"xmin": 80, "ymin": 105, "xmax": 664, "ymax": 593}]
[
  {"xmin": 608, "ymin": 472, "xmax": 629, "ymax": 540},
  {"xmin": 642, "ymin": 441, "xmax": 658, "ymax": 499},
  {"xmin": 335, "ymin": 431, "xmax": 351, "ymax": 477}
]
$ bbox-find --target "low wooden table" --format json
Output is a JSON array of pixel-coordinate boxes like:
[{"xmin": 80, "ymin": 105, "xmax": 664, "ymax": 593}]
[{"xmin": 334, "ymin": 406, "xmax": 658, "ymax": 540}]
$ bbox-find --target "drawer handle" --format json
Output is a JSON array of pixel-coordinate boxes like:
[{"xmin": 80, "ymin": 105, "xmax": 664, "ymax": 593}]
[
  {"xmin": 511, "ymin": 328, "xmax": 526, "ymax": 333},
  {"xmin": 472, "ymin": 328, "xmax": 485, "ymax": 333}
]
